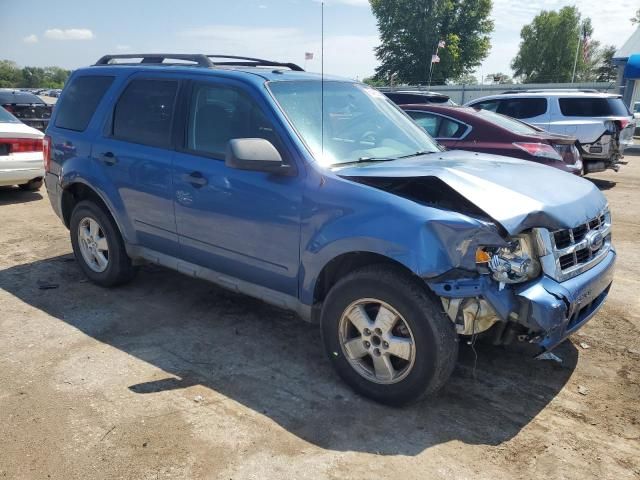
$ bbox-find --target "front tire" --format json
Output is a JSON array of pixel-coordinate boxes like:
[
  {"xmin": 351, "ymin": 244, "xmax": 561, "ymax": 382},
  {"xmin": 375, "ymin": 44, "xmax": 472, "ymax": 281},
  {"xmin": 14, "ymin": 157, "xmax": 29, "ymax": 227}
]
[
  {"xmin": 320, "ymin": 265, "xmax": 458, "ymax": 406},
  {"xmin": 69, "ymin": 200, "xmax": 135, "ymax": 287}
]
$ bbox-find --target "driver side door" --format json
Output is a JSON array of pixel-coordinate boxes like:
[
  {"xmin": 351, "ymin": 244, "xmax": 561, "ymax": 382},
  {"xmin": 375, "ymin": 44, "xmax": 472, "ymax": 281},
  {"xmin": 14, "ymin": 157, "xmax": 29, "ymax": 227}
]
[{"xmin": 172, "ymin": 79, "xmax": 305, "ymax": 297}]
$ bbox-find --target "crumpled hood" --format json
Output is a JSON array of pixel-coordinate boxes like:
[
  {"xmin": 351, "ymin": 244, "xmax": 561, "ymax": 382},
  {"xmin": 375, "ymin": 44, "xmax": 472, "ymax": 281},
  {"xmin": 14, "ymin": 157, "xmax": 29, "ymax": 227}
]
[{"xmin": 335, "ymin": 150, "xmax": 607, "ymax": 235}]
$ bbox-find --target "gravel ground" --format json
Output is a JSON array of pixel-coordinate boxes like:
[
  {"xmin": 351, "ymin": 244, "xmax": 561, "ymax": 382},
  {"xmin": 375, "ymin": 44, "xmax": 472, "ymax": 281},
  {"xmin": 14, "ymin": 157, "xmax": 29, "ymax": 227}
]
[{"xmin": 0, "ymin": 154, "xmax": 639, "ymax": 480}]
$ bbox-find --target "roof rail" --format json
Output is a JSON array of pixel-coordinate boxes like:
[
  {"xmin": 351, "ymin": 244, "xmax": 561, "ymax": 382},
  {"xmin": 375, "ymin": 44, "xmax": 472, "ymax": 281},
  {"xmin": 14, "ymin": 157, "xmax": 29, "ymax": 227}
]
[
  {"xmin": 207, "ymin": 54, "xmax": 304, "ymax": 71},
  {"xmin": 93, "ymin": 53, "xmax": 304, "ymax": 71},
  {"xmin": 95, "ymin": 54, "xmax": 214, "ymax": 67},
  {"xmin": 499, "ymin": 88, "xmax": 603, "ymax": 94}
]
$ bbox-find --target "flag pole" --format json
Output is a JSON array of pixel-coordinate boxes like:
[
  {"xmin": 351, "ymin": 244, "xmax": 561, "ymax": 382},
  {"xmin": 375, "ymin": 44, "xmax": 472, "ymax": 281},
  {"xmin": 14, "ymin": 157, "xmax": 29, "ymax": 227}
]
[{"xmin": 571, "ymin": 23, "xmax": 582, "ymax": 83}]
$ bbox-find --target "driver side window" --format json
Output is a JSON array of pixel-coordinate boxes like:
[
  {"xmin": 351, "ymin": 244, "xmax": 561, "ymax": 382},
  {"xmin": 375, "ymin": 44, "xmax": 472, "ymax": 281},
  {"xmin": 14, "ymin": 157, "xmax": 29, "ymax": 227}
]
[{"xmin": 186, "ymin": 83, "xmax": 283, "ymax": 159}]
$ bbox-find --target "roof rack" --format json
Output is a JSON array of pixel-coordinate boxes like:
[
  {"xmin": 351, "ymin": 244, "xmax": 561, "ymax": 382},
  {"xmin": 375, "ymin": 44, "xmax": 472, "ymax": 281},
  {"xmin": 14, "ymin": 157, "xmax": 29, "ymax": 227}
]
[
  {"xmin": 207, "ymin": 54, "xmax": 304, "ymax": 71},
  {"xmin": 95, "ymin": 54, "xmax": 214, "ymax": 67},
  {"xmin": 94, "ymin": 53, "xmax": 304, "ymax": 71},
  {"xmin": 499, "ymin": 88, "xmax": 602, "ymax": 94}
]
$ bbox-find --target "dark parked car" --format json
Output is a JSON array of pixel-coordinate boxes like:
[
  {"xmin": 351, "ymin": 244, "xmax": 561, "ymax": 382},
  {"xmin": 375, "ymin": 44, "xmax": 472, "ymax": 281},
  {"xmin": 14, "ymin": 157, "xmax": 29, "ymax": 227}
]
[
  {"xmin": 383, "ymin": 90, "xmax": 454, "ymax": 106},
  {"xmin": 0, "ymin": 89, "xmax": 52, "ymax": 132},
  {"xmin": 402, "ymin": 104, "xmax": 583, "ymax": 175},
  {"xmin": 44, "ymin": 53, "xmax": 615, "ymax": 405}
]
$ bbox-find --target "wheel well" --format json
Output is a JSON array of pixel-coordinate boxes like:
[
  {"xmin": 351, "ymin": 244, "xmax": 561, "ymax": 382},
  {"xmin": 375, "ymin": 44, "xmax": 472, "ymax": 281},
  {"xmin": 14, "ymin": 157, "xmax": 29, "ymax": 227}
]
[
  {"xmin": 61, "ymin": 183, "xmax": 111, "ymax": 228},
  {"xmin": 313, "ymin": 252, "xmax": 422, "ymax": 307}
]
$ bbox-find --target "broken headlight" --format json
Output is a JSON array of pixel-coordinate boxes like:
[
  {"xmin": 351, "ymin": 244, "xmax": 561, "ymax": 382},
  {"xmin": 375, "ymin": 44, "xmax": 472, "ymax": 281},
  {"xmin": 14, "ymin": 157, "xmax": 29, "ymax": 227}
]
[{"xmin": 476, "ymin": 233, "xmax": 541, "ymax": 284}]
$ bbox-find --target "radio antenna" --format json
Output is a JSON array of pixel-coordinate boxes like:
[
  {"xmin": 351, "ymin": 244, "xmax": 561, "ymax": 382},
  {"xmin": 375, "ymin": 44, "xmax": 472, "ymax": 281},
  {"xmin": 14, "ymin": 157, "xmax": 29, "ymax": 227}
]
[{"xmin": 321, "ymin": 0, "xmax": 324, "ymax": 158}]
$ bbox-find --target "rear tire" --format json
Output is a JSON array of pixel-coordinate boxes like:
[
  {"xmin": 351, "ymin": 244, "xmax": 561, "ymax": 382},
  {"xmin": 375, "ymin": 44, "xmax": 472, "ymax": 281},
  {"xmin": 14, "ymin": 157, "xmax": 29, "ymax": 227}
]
[
  {"xmin": 70, "ymin": 200, "xmax": 135, "ymax": 287},
  {"xmin": 320, "ymin": 265, "xmax": 458, "ymax": 406},
  {"xmin": 18, "ymin": 178, "xmax": 43, "ymax": 191}
]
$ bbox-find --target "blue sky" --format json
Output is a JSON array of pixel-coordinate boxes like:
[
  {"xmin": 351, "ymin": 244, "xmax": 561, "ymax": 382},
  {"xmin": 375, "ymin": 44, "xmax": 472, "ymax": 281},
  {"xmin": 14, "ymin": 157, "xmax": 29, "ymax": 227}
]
[{"xmin": 1, "ymin": 0, "xmax": 638, "ymax": 81}]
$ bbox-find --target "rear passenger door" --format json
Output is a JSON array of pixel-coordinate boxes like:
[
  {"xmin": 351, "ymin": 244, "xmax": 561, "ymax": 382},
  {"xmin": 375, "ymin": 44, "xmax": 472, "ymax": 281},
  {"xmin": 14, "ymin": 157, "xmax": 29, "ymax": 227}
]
[
  {"xmin": 171, "ymin": 79, "xmax": 304, "ymax": 298},
  {"xmin": 92, "ymin": 75, "xmax": 180, "ymax": 255}
]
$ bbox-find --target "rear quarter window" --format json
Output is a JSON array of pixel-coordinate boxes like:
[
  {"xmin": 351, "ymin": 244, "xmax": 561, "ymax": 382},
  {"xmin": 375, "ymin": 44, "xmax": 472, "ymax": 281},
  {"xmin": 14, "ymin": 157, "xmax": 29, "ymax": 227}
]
[
  {"xmin": 54, "ymin": 76, "xmax": 114, "ymax": 131},
  {"xmin": 559, "ymin": 97, "xmax": 631, "ymax": 117}
]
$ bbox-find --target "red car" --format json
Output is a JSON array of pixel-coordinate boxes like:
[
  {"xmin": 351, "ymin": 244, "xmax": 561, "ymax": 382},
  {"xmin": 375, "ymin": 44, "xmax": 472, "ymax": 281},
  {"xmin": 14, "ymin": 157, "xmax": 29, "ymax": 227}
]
[{"xmin": 401, "ymin": 104, "xmax": 583, "ymax": 175}]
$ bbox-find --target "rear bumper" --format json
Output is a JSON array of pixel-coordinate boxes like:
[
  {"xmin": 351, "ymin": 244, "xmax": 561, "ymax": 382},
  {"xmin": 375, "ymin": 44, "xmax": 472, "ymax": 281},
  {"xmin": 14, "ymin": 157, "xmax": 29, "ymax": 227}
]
[
  {"xmin": 0, "ymin": 167, "xmax": 44, "ymax": 186},
  {"xmin": 515, "ymin": 249, "xmax": 616, "ymax": 351}
]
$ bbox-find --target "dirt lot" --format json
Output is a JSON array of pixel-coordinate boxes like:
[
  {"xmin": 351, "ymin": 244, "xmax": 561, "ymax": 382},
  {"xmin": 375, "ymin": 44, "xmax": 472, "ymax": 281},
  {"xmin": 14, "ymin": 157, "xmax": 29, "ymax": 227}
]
[{"xmin": 1, "ymin": 155, "xmax": 639, "ymax": 480}]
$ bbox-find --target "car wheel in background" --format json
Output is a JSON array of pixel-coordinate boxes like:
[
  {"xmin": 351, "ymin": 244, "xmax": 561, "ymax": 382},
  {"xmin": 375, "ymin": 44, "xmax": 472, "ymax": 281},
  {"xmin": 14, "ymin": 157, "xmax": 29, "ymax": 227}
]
[
  {"xmin": 320, "ymin": 265, "xmax": 459, "ymax": 405},
  {"xmin": 18, "ymin": 179, "xmax": 43, "ymax": 191}
]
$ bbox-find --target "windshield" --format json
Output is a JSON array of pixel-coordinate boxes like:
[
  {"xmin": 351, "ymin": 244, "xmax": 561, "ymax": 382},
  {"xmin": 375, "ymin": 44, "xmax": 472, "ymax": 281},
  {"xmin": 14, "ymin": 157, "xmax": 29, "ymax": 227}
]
[
  {"xmin": 268, "ymin": 81, "xmax": 440, "ymax": 166},
  {"xmin": 475, "ymin": 108, "xmax": 538, "ymax": 134},
  {"xmin": 0, "ymin": 106, "xmax": 20, "ymax": 123}
]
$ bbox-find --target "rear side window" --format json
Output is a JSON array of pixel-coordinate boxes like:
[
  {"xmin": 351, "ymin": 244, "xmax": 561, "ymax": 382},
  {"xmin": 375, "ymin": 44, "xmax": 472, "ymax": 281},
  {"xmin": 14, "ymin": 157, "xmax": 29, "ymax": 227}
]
[
  {"xmin": 113, "ymin": 79, "xmax": 178, "ymax": 148},
  {"xmin": 470, "ymin": 99, "xmax": 499, "ymax": 112},
  {"xmin": 54, "ymin": 76, "xmax": 114, "ymax": 131},
  {"xmin": 496, "ymin": 98, "xmax": 547, "ymax": 119},
  {"xmin": 559, "ymin": 97, "xmax": 631, "ymax": 117},
  {"xmin": 408, "ymin": 111, "xmax": 467, "ymax": 138}
]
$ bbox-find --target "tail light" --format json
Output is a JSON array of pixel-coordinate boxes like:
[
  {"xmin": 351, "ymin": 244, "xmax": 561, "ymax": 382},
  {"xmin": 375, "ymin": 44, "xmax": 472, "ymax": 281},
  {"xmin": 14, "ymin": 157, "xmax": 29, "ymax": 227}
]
[
  {"xmin": 2, "ymin": 104, "xmax": 14, "ymax": 113},
  {"xmin": 513, "ymin": 142, "xmax": 562, "ymax": 161},
  {"xmin": 616, "ymin": 119, "xmax": 631, "ymax": 130},
  {"xmin": 43, "ymin": 135, "xmax": 51, "ymax": 172},
  {"xmin": 0, "ymin": 137, "xmax": 44, "ymax": 154}
]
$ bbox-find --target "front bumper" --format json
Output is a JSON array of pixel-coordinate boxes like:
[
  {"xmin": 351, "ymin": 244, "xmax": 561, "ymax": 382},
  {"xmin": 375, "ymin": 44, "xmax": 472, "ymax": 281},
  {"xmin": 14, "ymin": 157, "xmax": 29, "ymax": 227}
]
[
  {"xmin": 430, "ymin": 249, "xmax": 616, "ymax": 352},
  {"xmin": 515, "ymin": 249, "xmax": 616, "ymax": 351}
]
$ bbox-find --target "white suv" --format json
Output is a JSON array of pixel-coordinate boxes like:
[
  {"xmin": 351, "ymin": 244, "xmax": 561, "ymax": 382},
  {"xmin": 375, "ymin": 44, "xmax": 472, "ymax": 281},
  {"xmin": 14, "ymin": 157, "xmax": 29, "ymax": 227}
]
[{"xmin": 466, "ymin": 91, "xmax": 635, "ymax": 173}]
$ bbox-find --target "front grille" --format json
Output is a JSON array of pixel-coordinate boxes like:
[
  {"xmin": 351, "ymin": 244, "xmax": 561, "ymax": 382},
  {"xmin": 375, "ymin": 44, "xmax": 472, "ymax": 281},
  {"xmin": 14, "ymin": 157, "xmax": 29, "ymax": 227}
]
[{"xmin": 550, "ymin": 212, "xmax": 610, "ymax": 274}]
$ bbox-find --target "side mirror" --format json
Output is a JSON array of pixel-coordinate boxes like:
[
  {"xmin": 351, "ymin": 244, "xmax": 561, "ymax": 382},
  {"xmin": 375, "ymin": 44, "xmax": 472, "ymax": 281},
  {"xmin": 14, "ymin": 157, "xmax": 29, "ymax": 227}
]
[{"xmin": 225, "ymin": 138, "xmax": 291, "ymax": 175}]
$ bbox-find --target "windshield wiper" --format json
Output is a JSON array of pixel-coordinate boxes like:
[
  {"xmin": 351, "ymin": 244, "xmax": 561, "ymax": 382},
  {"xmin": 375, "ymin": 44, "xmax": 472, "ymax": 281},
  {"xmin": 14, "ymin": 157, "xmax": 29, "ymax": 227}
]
[
  {"xmin": 331, "ymin": 156, "xmax": 397, "ymax": 167},
  {"xmin": 397, "ymin": 150, "xmax": 433, "ymax": 159}
]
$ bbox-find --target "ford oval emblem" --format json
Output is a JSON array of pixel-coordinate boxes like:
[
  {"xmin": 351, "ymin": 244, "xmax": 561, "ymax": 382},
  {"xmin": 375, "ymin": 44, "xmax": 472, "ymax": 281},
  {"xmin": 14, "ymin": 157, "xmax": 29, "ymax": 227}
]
[{"xmin": 586, "ymin": 230, "xmax": 604, "ymax": 252}]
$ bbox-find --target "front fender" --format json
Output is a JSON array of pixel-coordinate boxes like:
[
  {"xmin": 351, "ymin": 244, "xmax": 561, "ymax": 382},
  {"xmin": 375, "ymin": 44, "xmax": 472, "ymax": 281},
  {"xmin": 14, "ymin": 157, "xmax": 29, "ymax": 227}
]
[{"xmin": 298, "ymin": 172, "xmax": 506, "ymax": 305}]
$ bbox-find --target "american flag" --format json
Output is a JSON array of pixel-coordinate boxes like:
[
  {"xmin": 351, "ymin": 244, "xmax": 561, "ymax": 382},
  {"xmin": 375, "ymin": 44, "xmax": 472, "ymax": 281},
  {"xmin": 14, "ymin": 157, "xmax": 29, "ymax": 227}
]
[
  {"xmin": 582, "ymin": 25, "xmax": 590, "ymax": 63},
  {"xmin": 431, "ymin": 54, "xmax": 440, "ymax": 64},
  {"xmin": 438, "ymin": 40, "xmax": 446, "ymax": 48}
]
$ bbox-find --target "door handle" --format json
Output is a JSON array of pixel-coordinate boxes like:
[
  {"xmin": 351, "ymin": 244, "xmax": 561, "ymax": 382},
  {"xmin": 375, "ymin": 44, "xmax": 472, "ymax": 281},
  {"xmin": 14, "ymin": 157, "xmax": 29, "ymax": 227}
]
[
  {"xmin": 100, "ymin": 151, "xmax": 118, "ymax": 166},
  {"xmin": 183, "ymin": 171, "xmax": 208, "ymax": 188}
]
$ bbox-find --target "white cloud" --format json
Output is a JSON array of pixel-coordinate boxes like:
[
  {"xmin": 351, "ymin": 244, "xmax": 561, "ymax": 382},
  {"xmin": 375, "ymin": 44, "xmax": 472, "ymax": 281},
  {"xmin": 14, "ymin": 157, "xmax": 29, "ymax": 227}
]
[
  {"xmin": 116, "ymin": 44, "xmax": 131, "ymax": 51},
  {"xmin": 23, "ymin": 34, "xmax": 38, "ymax": 44},
  {"xmin": 44, "ymin": 28, "xmax": 95, "ymax": 41},
  {"xmin": 480, "ymin": 0, "xmax": 638, "ymax": 76},
  {"xmin": 258, "ymin": 4, "xmax": 267, "ymax": 8}
]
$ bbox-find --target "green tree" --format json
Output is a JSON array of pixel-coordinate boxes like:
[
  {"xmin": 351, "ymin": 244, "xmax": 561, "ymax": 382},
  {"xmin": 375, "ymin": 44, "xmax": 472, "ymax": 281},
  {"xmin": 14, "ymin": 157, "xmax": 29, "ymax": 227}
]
[
  {"xmin": 370, "ymin": 0, "xmax": 494, "ymax": 85},
  {"xmin": 453, "ymin": 73, "xmax": 479, "ymax": 85},
  {"xmin": 594, "ymin": 45, "xmax": 618, "ymax": 82},
  {"xmin": 512, "ymin": 6, "xmax": 594, "ymax": 83},
  {"xmin": 484, "ymin": 72, "xmax": 513, "ymax": 84},
  {"xmin": 0, "ymin": 60, "xmax": 21, "ymax": 87},
  {"xmin": 362, "ymin": 76, "xmax": 387, "ymax": 87}
]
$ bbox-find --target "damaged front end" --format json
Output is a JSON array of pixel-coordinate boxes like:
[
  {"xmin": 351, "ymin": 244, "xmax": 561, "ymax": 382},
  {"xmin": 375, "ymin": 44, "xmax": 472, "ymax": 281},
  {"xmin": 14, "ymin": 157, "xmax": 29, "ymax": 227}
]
[
  {"xmin": 429, "ymin": 211, "xmax": 616, "ymax": 353},
  {"xmin": 339, "ymin": 162, "xmax": 615, "ymax": 354}
]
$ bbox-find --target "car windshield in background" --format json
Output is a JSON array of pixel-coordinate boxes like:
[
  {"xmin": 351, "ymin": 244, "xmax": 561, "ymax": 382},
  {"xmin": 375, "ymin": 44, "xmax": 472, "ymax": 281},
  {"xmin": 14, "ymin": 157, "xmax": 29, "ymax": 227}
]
[
  {"xmin": 0, "ymin": 90, "xmax": 46, "ymax": 105},
  {"xmin": 559, "ymin": 97, "xmax": 631, "ymax": 117},
  {"xmin": 0, "ymin": 106, "xmax": 20, "ymax": 123},
  {"xmin": 268, "ymin": 81, "xmax": 440, "ymax": 166},
  {"xmin": 475, "ymin": 109, "xmax": 538, "ymax": 134}
]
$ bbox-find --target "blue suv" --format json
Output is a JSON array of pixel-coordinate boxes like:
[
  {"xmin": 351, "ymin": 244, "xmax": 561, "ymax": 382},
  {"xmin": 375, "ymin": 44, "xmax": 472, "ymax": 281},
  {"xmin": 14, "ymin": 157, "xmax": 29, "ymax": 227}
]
[{"xmin": 44, "ymin": 54, "xmax": 616, "ymax": 405}]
